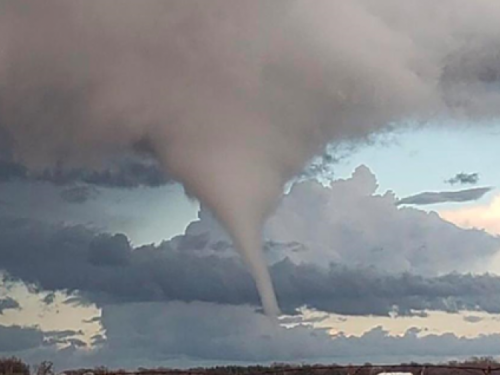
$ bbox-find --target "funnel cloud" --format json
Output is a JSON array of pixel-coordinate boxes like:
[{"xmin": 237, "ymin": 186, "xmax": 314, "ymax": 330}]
[{"xmin": 1, "ymin": 0, "xmax": 500, "ymax": 316}]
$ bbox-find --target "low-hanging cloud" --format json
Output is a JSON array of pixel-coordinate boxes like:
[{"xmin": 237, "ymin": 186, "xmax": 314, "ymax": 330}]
[
  {"xmin": 0, "ymin": 159, "xmax": 169, "ymax": 189},
  {"xmin": 2, "ymin": 0, "xmax": 500, "ymax": 314},
  {"xmin": 97, "ymin": 302, "xmax": 500, "ymax": 364},
  {"xmin": 396, "ymin": 187, "xmax": 493, "ymax": 206},
  {"xmin": 3, "ymin": 166, "xmax": 500, "ymax": 316},
  {"xmin": 0, "ymin": 325, "xmax": 83, "ymax": 354},
  {"xmin": 28, "ymin": 302, "xmax": 500, "ymax": 369},
  {"xmin": 2, "ymin": 216, "xmax": 500, "ymax": 316},
  {"xmin": 59, "ymin": 186, "xmax": 99, "ymax": 204},
  {"xmin": 0, "ymin": 325, "xmax": 44, "ymax": 353}
]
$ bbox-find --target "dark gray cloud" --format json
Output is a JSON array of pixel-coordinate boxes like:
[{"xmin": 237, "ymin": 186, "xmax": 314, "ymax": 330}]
[
  {"xmin": 274, "ymin": 260, "xmax": 500, "ymax": 316},
  {"xmin": 0, "ymin": 158, "xmax": 169, "ymax": 188},
  {"xmin": 2, "ymin": 218, "xmax": 500, "ymax": 316},
  {"xmin": 87, "ymin": 234, "xmax": 131, "ymax": 267},
  {"xmin": 0, "ymin": 325, "xmax": 44, "ymax": 352},
  {"xmin": 1, "ymin": 166, "xmax": 499, "ymax": 318},
  {"xmin": 0, "ymin": 128, "xmax": 13, "ymax": 160},
  {"xmin": 0, "ymin": 218, "xmax": 259, "ymax": 308},
  {"xmin": 446, "ymin": 173, "xmax": 480, "ymax": 186},
  {"xmin": 396, "ymin": 187, "xmax": 493, "ymax": 206},
  {"xmin": 0, "ymin": 171, "xmax": 186, "ymax": 248},
  {"xmin": 76, "ymin": 302, "xmax": 500, "ymax": 367},
  {"xmin": 0, "ymin": 297, "xmax": 20, "ymax": 314},
  {"xmin": 0, "ymin": 325, "xmax": 83, "ymax": 354},
  {"xmin": 37, "ymin": 159, "xmax": 169, "ymax": 188},
  {"xmin": 59, "ymin": 185, "xmax": 99, "ymax": 204},
  {"xmin": 10, "ymin": 302, "xmax": 500, "ymax": 369},
  {"xmin": 11, "ymin": 302, "xmax": 500, "ymax": 369},
  {"xmin": 0, "ymin": 160, "xmax": 27, "ymax": 183}
]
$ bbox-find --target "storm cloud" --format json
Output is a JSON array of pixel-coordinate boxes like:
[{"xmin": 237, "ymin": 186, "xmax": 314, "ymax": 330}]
[
  {"xmin": 0, "ymin": 158, "xmax": 169, "ymax": 189},
  {"xmin": 2, "ymin": 166, "xmax": 500, "ymax": 315},
  {"xmin": 0, "ymin": 325, "xmax": 44, "ymax": 353},
  {"xmin": 0, "ymin": 325, "xmax": 84, "ymax": 354},
  {"xmin": 2, "ymin": 0, "xmax": 500, "ymax": 315},
  {"xmin": 1, "ymin": 3, "xmax": 500, "ymax": 367},
  {"xmin": 59, "ymin": 186, "xmax": 99, "ymax": 204},
  {"xmin": 67, "ymin": 302, "xmax": 500, "ymax": 366},
  {"xmin": 2, "ymin": 216, "xmax": 500, "ymax": 316},
  {"xmin": 8, "ymin": 302, "xmax": 500, "ymax": 368}
]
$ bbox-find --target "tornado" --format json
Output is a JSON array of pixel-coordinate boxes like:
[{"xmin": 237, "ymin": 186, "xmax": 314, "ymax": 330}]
[{"xmin": 1, "ymin": 0, "xmax": 500, "ymax": 317}]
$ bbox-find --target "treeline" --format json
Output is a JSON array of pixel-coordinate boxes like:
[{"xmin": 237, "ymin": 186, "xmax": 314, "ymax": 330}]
[
  {"xmin": 1, "ymin": 356, "xmax": 499, "ymax": 375},
  {"xmin": 0, "ymin": 358, "xmax": 53, "ymax": 375}
]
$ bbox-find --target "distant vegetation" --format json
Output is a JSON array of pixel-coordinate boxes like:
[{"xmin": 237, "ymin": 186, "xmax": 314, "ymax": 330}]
[
  {"xmin": 0, "ymin": 358, "xmax": 52, "ymax": 375},
  {"xmin": 0, "ymin": 357, "xmax": 30, "ymax": 375},
  {"xmin": 1, "ymin": 356, "xmax": 500, "ymax": 375}
]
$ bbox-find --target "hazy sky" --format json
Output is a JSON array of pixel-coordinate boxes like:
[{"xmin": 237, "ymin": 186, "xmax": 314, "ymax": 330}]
[{"xmin": 1, "ymin": 0, "xmax": 500, "ymax": 370}]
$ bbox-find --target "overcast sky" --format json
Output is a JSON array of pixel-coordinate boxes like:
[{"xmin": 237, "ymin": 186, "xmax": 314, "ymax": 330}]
[{"xmin": 1, "ymin": 0, "xmax": 500, "ymax": 370}]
